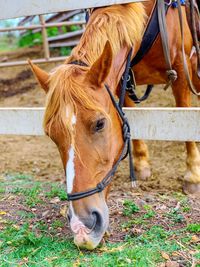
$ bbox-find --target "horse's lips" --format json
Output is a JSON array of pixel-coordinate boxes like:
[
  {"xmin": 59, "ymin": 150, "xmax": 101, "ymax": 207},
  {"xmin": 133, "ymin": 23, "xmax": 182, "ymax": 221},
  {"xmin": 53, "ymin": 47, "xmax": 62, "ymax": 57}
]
[
  {"xmin": 71, "ymin": 210, "xmax": 109, "ymax": 250},
  {"xmin": 72, "ymin": 217, "xmax": 109, "ymax": 250},
  {"xmin": 74, "ymin": 229, "xmax": 105, "ymax": 250}
]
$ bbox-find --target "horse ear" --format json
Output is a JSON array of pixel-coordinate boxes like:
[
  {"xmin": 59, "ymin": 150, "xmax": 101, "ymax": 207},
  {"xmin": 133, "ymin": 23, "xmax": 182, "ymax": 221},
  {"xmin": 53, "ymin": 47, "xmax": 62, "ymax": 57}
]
[
  {"xmin": 28, "ymin": 59, "xmax": 49, "ymax": 92},
  {"xmin": 87, "ymin": 41, "xmax": 113, "ymax": 87}
]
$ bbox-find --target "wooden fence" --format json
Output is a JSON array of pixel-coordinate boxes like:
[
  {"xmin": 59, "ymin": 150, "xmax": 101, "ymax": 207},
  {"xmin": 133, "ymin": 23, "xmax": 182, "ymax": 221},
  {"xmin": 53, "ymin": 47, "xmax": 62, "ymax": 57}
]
[
  {"xmin": 0, "ymin": 12, "xmax": 85, "ymax": 67},
  {"xmin": 0, "ymin": 108, "xmax": 200, "ymax": 141},
  {"xmin": 0, "ymin": 0, "xmax": 200, "ymax": 142}
]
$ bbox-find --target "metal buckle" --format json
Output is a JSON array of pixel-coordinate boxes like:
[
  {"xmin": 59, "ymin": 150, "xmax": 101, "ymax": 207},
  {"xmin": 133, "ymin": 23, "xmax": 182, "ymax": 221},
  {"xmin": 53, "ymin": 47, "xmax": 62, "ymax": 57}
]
[
  {"xmin": 96, "ymin": 182, "xmax": 104, "ymax": 192},
  {"xmin": 166, "ymin": 0, "xmax": 173, "ymax": 6},
  {"xmin": 122, "ymin": 74, "xmax": 131, "ymax": 82}
]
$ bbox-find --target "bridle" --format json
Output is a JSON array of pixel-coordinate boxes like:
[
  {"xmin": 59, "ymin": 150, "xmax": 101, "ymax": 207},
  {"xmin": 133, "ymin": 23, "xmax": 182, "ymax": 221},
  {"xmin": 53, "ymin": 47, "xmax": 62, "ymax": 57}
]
[
  {"xmin": 66, "ymin": 0, "xmax": 200, "ymax": 200},
  {"xmin": 67, "ymin": 49, "xmax": 136, "ymax": 201}
]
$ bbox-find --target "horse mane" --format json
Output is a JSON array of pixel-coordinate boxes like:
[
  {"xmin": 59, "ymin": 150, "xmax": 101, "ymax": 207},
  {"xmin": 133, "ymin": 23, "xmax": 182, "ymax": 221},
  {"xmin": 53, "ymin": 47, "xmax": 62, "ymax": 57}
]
[
  {"xmin": 67, "ymin": 3, "xmax": 146, "ymax": 65},
  {"xmin": 44, "ymin": 65, "xmax": 105, "ymax": 141},
  {"xmin": 44, "ymin": 3, "xmax": 146, "ymax": 140}
]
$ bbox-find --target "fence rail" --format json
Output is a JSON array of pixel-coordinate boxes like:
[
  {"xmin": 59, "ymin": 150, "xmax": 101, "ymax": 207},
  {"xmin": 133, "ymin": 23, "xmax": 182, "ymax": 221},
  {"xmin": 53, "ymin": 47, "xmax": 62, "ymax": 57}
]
[
  {"xmin": 0, "ymin": 0, "xmax": 142, "ymax": 20},
  {"xmin": 0, "ymin": 0, "xmax": 142, "ymax": 68},
  {"xmin": 0, "ymin": 21, "xmax": 85, "ymax": 33},
  {"xmin": 0, "ymin": 1, "xmax": 199, "ymax": 144},
  {"xmin": 0, "ymin": 108, "xmax": 200, "ymax": 141},
  {"xmin": 0, "ymin": 16, "xmax": 85, "ymax": 68}
]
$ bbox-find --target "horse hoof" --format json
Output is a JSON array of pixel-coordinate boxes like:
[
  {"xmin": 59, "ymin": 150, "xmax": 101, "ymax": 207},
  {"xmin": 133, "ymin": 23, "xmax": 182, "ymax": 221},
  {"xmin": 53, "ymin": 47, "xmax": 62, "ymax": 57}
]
[
  {"xmin": 183, "ymin": 181, "xmax": 200, "ymax": 194},
  {"xmin": 137, "ymin": 167, "xmax": 151, "ymax": 181}
]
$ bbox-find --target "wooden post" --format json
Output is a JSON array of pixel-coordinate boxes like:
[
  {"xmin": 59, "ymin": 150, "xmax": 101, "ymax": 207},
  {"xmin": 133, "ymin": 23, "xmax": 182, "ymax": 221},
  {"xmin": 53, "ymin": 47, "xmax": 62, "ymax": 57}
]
[{"xmin": 39, "ymin": 15, "xmax": 50, "ymax": 60}]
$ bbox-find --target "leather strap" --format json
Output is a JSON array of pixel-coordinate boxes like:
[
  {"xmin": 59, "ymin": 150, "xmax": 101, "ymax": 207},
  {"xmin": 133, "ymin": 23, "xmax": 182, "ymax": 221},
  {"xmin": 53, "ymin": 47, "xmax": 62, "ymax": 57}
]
[
  {"xmin": 158, "ymin": 0, "xmax": 178, "ymax": 90},
  {"xmin": 190, "ymin": 0, "xmax": 200, "ymax": 78},
  {"xmin": 67, "ymin": 55, "xmax": 136, "ymax": 201},
  {"xmin": 131, "ymin": 1, "xmax": 168, "ymax": 67},
  {"xmin": 177, "ymin": 0, "xmax": 200, "ymax": 95}
]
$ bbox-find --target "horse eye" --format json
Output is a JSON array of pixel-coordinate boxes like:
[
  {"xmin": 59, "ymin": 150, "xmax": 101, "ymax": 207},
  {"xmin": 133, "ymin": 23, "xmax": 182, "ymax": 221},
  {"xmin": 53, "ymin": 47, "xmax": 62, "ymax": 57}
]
[{"xmin": 94, "ymin": 118, "xmax": 106, "ymax": 132}]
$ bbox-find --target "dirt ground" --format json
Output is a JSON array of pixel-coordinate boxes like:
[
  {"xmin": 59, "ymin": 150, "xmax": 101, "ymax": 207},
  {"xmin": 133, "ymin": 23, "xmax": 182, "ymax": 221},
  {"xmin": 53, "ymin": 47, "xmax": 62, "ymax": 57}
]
[{"xmin": 0, "ymin": 47, "xmax": 200, "ymax": 194}]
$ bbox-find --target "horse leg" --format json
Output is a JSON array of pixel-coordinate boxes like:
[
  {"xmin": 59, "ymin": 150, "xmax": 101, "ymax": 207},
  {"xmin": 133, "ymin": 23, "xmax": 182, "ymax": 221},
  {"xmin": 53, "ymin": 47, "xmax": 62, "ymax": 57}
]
[
  {"xmin": 172, "ymin": 61, "xmax": 200, "ymax": 194},
  {"xmin": 124, "ymin": 95, "xmax": 151, "ymax": 180}
]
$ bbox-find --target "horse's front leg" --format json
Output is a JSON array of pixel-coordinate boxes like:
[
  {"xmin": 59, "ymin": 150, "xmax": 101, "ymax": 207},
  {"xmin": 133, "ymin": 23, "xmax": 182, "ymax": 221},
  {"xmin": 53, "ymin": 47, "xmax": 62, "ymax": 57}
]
[
  {"xmin": 124, "ymin": 95, "xmax": 151, "ymax": 180},
  {"xmin": 172, "ymin": 63, "xmax": 200, "ymax": 194}
]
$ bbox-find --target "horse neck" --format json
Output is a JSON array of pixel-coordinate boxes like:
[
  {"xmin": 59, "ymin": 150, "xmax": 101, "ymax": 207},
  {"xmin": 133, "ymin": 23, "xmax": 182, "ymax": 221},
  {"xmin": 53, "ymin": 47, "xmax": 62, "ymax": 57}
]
[{"xmin": 68, "ymin": 3, "xmax": 148, "ymax": 91}]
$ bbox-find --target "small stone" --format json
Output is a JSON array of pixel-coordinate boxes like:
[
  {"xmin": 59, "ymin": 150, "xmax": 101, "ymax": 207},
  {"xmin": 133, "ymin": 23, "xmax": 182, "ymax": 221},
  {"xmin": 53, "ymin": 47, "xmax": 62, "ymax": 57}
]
[
  {"xmin": 13, "ymin": 224, "xmax": 20, "ymax": 230},
  {"xmin": 191, "ymin": 235, "xmax": 199, "ymax": 243},
  {"xmin": 60, "ymin": 206, "xmax": 67, "ymax": 217},
  {"xmin": 165, "ymin": 260, "xmax": 179, "ymax": 267},
  {"xmin": 50, "ymin": 197, "xmax": 60, "ymax": 204},
  {"xmin": 135, "ymin": 199, "xmax": 146, "ymax": 207},
  {"xmin": 158, "ymin": 204, "xmax": 167, "ymax": 211},
  {"xmin": 42, "ymin": 210, "xmax": 50, "ymax": 217},
  {"xmin": 31, "ymin": 208, "xmax": 37, "ymax": 212},
  {"xmin": 161, "ymin": 251, "xmax": 170, "ymax": 260},
  {"xmin": 144, "ymin": 194, "xmax": 154, "ymax": 202}
]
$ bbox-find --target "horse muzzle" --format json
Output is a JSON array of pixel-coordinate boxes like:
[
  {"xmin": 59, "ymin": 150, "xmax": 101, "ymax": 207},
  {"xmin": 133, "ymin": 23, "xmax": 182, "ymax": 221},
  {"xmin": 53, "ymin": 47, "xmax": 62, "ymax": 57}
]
[{"xmin": 68, "ymin": 201, "xmax": 109, "ymax": 250}]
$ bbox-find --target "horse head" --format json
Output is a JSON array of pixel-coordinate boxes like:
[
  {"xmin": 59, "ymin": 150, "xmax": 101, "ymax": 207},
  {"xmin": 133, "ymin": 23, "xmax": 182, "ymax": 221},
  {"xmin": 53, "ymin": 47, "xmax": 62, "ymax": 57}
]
[{"xmin": 29, "ymin": 42, "xmax": 125, "ymax": 249}]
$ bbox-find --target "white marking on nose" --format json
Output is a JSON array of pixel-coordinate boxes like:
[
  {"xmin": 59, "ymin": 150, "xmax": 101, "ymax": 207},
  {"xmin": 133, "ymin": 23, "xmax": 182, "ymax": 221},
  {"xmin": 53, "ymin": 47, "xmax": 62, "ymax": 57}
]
[
  {"xmin": 66, "ymin": 146, "xmax": 75, "ymax": 193},
  {"xmin": 66, "ymin": 107, "xmax": 77, "ymax": 194},
  {"xmin": 72, "ymin": 114, "xmax": 76, "ymax": 125},
  {"xmin": 69, "ymin": 203, "xmax": 89, "ymax": 234}
]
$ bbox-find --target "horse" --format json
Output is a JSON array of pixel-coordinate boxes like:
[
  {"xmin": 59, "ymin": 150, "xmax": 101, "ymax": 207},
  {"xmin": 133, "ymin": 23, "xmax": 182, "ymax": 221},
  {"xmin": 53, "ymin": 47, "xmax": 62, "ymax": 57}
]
[{"xmin": 29, "ymin": 1, "xmax": 200, "ymax": 249}]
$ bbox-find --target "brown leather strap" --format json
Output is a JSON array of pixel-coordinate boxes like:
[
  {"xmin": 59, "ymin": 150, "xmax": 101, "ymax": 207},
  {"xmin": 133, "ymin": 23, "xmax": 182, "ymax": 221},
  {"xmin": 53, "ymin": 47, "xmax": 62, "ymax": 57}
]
[
  {"xmin": 157, "ymin": 0, "xmax": 178, "ymax": 90},
  {"xmin": 190, "ymin": 0, "xmax": 200, "ymax": 78},
  {"xmin": 177, "ymin": 0, "xmax": 200, "ymax": 95}
]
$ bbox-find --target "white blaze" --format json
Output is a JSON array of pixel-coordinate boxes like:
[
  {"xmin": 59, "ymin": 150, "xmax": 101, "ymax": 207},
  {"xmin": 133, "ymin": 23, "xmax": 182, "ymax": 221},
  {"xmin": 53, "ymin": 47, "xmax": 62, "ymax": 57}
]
[
  {"xmin": 66, "ymin": 112, "xmax": 89, "ymax": 233},
  {"xmin": 71, "ymin": 114, "xmax": 76, "ymax": 125},
  {"xmin": 66, "ymin": 109, "xmax": 77, "ymax": 194},
  {"xmin": 66, "ymin": 146, "xmax": 75, "ymax": 193}
]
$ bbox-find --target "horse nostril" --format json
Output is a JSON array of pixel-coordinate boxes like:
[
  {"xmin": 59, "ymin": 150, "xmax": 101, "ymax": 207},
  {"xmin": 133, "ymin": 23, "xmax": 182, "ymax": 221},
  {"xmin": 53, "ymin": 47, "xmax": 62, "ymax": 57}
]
[
  {"xmin": 92, "ymin": 210, "xmax": 102, "ymax": 233},
  {"xmin": 67, "ymin": 212, "xmax": 71, "ymax": 223}
]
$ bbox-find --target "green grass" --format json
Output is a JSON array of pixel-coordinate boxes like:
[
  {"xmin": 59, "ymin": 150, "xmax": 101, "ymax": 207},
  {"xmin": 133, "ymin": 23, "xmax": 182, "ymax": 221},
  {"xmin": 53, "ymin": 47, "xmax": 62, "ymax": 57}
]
[
  {"xmin": 0, "ymin": 173, "xmax": 199, "ymax": 266},
  {"xmin": 187, "ymin": 223, "xmax": 200, "ymax": 233},
  {"xmin": 45, "ymin": 184, "xmax": 67, "ymax": 201},
  {"xmin": 122, "ymin": 200, "xmax": 140, "ymax": 217},
  {"xmin": 0, "ymin": 36, "xmax": 18, "ymax": 52},
  {"xmin": 12, "ymin": 183, "xmax": 43, "ymax": 207},
  {"xmin": 0, "ymin": 223, "xmax": 199, "ymax": 267},
  {"xmin": 165, "ymin": 208, "xmax": 185, "ymax": 224},
  {"xmin": 52, "ymin": 219, "xmax": 65, "ymax": 229}
]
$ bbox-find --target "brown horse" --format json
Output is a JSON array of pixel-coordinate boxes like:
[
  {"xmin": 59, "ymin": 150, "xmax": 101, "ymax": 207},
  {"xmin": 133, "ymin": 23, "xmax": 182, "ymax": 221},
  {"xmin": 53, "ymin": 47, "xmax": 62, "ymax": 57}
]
[{"xmin": 29, "ymin": 1, "xmax": 200, "ymax": 249}]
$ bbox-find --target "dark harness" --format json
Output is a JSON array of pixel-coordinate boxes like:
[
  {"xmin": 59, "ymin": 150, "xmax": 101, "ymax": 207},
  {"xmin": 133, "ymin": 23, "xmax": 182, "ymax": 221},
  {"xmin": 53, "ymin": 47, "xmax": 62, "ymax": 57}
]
[
  {"xmin": 68, "ymin": 52, "xmax": 136, "ymax": 201},
  {"xmin": 125, "ymin": 0, "xmax": 171, "ymax": 103},
  {"xmin": 67, "ymin": 0, "xmax": 193, "ymax": 201}
]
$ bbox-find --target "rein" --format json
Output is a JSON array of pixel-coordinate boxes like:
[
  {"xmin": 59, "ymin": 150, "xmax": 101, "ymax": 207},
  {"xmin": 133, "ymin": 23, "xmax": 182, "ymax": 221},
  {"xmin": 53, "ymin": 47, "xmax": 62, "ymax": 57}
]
[{"xmin": 67, "ymin": 55, "xmax": 136, "ymax": 201}]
